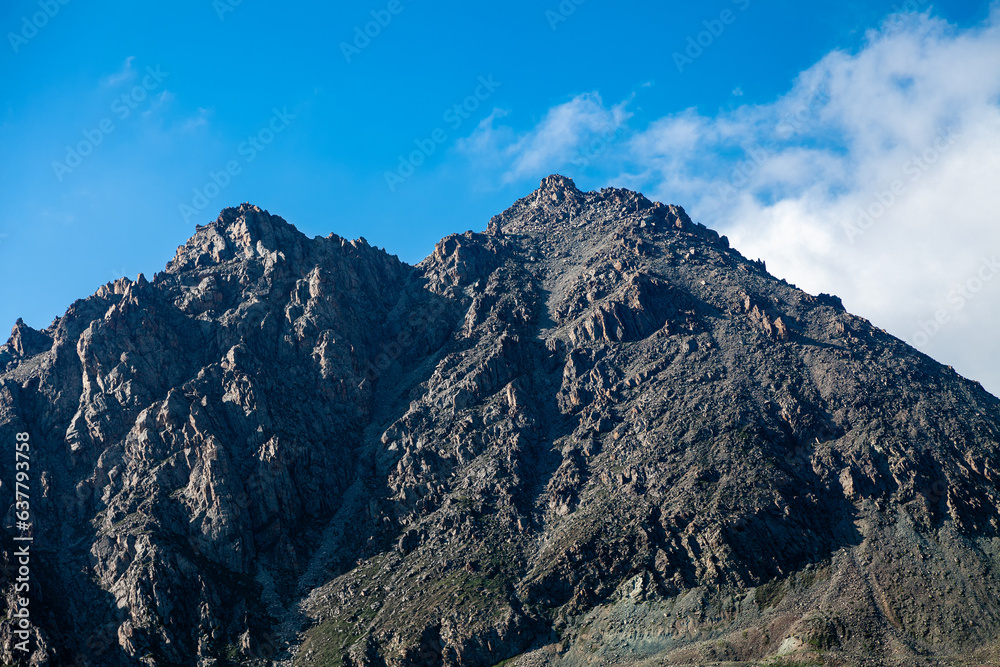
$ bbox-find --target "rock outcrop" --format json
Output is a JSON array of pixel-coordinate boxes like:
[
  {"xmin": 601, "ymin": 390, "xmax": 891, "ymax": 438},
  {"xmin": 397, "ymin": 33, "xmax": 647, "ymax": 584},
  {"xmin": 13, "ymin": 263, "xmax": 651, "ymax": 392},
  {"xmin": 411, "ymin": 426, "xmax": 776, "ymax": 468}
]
[{"xmin": 2, "ymin": 183, "xmax": 1000, "ymax": 667}]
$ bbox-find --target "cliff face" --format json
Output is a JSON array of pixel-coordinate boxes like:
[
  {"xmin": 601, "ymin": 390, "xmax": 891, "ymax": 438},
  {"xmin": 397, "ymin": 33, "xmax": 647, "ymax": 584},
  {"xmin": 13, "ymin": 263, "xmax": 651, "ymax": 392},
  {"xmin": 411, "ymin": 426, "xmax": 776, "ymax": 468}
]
[{"xmin": 3, "ymin": 178, "xmax": 1000, "ymax": 667}]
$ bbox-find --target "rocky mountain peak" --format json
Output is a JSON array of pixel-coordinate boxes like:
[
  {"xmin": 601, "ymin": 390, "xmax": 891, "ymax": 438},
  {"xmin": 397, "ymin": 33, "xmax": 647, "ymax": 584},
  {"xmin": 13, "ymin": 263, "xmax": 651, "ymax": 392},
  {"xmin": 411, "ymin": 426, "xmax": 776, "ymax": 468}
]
[
  {"xmin": 487, "ymin": 174, "xmax": 697, "ymax": 242},
  {"xmin": 538, "ymin": 173, "xmax": 580, "ymax": 194},
  {"xmin": 3, "ymin": 179, "xmax": 1000, "ymax": 667},
  {"xmin": 212, "ymin": 202, "xmax": 304, "ymax": 253},
  {"xmin": 489, "ymin": 174, "xmax": 586, "ymax": 236},
  {"xmin": 6, "ymin": 317, "xmax": 50, "ymax": 358},
  {"xmin": 213, "ymin": 202, "xmax": 284, "ymax": 239},
  {"xmin": 165, "ymin": 203, "xmax": 310, "ymax": 273}
]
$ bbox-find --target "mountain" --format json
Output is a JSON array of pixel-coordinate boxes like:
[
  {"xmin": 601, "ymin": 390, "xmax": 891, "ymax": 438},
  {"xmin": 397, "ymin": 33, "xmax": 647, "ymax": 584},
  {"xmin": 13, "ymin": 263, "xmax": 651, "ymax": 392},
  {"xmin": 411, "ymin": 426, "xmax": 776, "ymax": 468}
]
[{"xmin": 3, "ymin": 175, "xmax": 1000, "ymax": 667}]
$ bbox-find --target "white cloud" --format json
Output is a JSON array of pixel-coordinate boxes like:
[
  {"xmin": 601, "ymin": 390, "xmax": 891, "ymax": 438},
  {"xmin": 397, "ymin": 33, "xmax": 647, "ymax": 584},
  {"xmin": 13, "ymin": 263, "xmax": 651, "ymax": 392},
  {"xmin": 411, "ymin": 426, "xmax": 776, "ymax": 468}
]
[
  {"xmin": 175, "ymin": 106, "xmax": 212, "ymax": 133},
  {"xmin": 666, "ymin": 9, "xmax": 1000, "ymax": 395},
  {"xmin": 456, "ymin": 108, "xmax": 511, "ymax": 157},
  {"xmin": 460, "ymin": 92, "xmax": 632, "ymax": 183},
  {"xmin": 141, "ymin": 90, "xmax": 176, "ymax": 119},
  {"xmin": 457, "ymin": 8, "xmax": 1000, "ymax": 394}
]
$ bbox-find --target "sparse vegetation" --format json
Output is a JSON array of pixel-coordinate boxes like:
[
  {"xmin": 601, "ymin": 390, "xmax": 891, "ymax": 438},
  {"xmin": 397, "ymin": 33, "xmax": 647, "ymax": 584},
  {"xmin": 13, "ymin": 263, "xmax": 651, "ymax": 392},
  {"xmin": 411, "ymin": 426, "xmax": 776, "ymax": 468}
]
[{"xmin": 755, "ymin": 578, "xmax": 787, "ymax": 610}]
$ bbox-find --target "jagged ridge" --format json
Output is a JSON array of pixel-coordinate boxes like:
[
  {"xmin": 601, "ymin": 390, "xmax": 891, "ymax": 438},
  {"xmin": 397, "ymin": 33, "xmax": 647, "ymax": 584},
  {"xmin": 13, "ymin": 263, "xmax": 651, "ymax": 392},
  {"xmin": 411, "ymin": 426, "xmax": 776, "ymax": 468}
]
[{"xmin": 2, "ymin": 179, "xmax": 1000, "ymax": 667}]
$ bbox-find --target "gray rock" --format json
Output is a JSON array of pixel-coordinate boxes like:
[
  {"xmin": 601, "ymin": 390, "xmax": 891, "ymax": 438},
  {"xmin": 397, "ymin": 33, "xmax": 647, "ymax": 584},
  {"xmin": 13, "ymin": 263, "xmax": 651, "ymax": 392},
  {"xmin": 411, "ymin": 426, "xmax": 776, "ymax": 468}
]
[{"xmin": 2, "ymin": 184, "xmax": 999, "ymax": 667}]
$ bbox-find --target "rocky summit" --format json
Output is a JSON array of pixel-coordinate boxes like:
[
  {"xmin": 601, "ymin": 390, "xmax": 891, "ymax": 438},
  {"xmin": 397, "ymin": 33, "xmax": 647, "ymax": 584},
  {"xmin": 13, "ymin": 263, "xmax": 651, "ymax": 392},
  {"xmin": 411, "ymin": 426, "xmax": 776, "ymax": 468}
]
[{"xmin": 3, "ymin": 175, "xmax": 1000, "ymax": 667}]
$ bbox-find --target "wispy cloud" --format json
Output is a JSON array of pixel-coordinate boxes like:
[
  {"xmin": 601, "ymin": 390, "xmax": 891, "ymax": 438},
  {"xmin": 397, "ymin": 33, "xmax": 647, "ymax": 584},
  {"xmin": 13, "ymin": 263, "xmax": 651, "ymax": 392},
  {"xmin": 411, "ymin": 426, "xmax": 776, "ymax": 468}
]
[
  {"xmin": 101, "ymin": 56, "xmax": 136, "ymax": 87},
  {"xmin": 176, "ymin": 106, "xmax": 212, "ymax": 133},
  {"xmin": 460, "ymin": 92, "xmax": 632, "ymax": 184},
  {"xmin": 141, "ymin": 90, "xmax": 175, "ymax": 118}
]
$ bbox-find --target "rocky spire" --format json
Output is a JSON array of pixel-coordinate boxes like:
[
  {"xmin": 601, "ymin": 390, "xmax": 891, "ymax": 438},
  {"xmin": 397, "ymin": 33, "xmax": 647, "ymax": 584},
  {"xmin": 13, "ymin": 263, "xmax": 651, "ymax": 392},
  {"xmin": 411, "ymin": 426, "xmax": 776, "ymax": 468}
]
[
  {"xmin": 167, "ymin": 203, "xmax": 307, "ymax": 271},
  {"xmin": 537, "ymin": 173, "xmax": 580, "ymax": 194},
  {"xmin": 488, "ymin": 174, "xmax": 589, "ymax": 235},
  {"xmin": 6, "ymin": 317, "xmax": 51, "ymax": 357}
]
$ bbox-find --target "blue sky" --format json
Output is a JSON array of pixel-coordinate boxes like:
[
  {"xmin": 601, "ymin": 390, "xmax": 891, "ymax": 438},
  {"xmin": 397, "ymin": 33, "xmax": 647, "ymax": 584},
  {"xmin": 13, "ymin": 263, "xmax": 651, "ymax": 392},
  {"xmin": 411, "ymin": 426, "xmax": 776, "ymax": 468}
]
[{"xmin": 2, "ymin": 0, "xmax": 999, "ymax": 393}]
